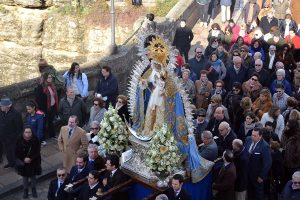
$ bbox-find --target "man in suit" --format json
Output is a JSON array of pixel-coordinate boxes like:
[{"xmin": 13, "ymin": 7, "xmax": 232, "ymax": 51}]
[
  {"xmin": 78, "ymin": 170, "xmax": 101, "ymax": 200},
  {"xmin": 216, "ymin": 122, "xmax": 237, "ymax": 156},
  {"xmin": 213, "ymin": 149, "xmax": 236, "ymax": 200},
  {"xmin": 86, "ymin": 144, "xmax": 105, "ymax": 172},
  {"xmin": 58, "ymin": 115, "xmax": 88, "ymax": 172},
  {"xmin": 232, "ymin": 139, "xmax": 250, "ymax": 200},
  {"xmin": 48, "ymin": 167, "xmax": 69, "ymax": 200},
  {"xmin": 67, "ymin": 155, "xmax": 90, "ymax": 199},
  {"xmin": 206, "ymin": 107, "xmax": 229, "ymax": 137},
  {"xmin": 165, "ymin": 174, "xmax": 192, "ymax": 200},
  {"xmin": 199, "ymin": 130, "xmax": 218, "ymax": 162},
  {"xmin": 245, "ymin": 127, "xmax": 272, "ymax": 200},
  {"xmin": 102, "ymin": 154, "xmax": 129, "ymax": 200}
]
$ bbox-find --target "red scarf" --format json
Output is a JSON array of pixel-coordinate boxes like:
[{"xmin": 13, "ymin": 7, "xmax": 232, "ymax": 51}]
[{"xmin": 43, "ymin": 83, "xmax": 58, "ymax": 111}]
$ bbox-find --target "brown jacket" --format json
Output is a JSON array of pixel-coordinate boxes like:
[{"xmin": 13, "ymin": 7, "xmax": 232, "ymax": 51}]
[
  {"xmin": 213, "ymin": 162, "xmax": 236, "ymax": 200},
  {"xmin": 58, "ymin": 126, "xmax": 88, "ymax": 172},
  {"xmin": 242, "ymin": 80, "xmax": 262, "ymax": 102},
  {"xmin": 195, "ymin": 80, "xmax": 213, "ymax": 109},
  {"xmin": 252, "ymin": 98, "xmax": 273, "ymax": 120},
  {"xmin": 291, "ymin": 0, "xmax": 300, "ymax": 24}
]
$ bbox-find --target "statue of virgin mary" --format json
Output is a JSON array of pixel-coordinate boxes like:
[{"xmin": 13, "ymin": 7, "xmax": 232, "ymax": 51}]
[{"xmin": 126, "ymin": 31, "xmax": 214, "ymax": 183}]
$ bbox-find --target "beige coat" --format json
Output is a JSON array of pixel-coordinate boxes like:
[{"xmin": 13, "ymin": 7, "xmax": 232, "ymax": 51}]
[
  {"xmin": 58, "ymin": 126, "xmax": 88, "ymax": 172},
  {"xmin": 273, "ymin": 0, "xmax": 290, "ymax": 20}
]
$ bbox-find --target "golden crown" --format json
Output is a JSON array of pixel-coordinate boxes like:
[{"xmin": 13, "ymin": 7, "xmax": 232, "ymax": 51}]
[{"xmin": 147, "ymin": 37, "xmax": 169, "ymax": 66}]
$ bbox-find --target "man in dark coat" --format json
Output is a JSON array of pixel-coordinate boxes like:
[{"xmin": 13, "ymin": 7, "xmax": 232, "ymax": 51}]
[
  {"xmin": 206, "ymin": 107, "xmax": 229, "ymax": 137},
  {"xmin": 48, "ymin": 168, "xmax": 70, "ymax": 200},
  {"xmin": 188, "ymin": 47, "xmax": 207, "ymax": 79},
  {"xmin": 172, "ymin": 19, "xmax": 194, "ymax": 62},
  {"xmin": 245, "ymin": 128, "xmax": 272, "ymax": 200},
  {"xmin": 78, "ymin": 170, "xmax": 101, "ymax": 200},
  {"xmin": 86, "ymin": 144, "xmax": 105, "ymax": 172},
  {"xmin": 0, "ymin": 97, "xmax": 23, "ymax": 168},
  {"xmin": 216, "ymin": 122, "xmax": 237, "ymax": 156},
  {"xmin": 101, "ymin": 154, "xmax": 129, "ymax": 200},
  {"xmin": 58, "ymin": 88, "xmax": 87, "ymax": 126},
  {"xmin": 232, "ymin": 139, "xmax": 250, "ymax": 200},
  {"xmin": 96, "ymin": 66, "xmax": 119, "ymax": 108},
  {"xmin": 259, "ymin": 11, "xmax": 279, "ymax": 34},
  {"xmin": 247, "ymin": 59, "xmax": 270, "ymax": 87},
  {"xmin": 281, "ymin": 171, "xmax": 300, "ymax": 200},
  {"xmin": 165, "ymin": 174, "xmax": 192, "ymax": 200},
  {"xmin": 224, "ymin": 56, "xmax": 248, "ymax": 91},
  {"xmin": 263, "ymin": 45, "xmax": 278, "ymax": 73},
  {"xmin": 212, "ymin": 149, "xmax": 236, "ymax": 200}
]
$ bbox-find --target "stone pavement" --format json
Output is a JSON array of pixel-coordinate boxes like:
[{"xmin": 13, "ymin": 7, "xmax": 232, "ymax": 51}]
[{"xmin": 0, "ymin": 138, "xmax": 63, "ymax": 198}]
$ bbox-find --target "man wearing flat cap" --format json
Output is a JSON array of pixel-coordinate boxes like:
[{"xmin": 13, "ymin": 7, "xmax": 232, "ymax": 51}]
[{"xmin": 0, "ymin": 97, "xmax": 23, "ymax": 168}]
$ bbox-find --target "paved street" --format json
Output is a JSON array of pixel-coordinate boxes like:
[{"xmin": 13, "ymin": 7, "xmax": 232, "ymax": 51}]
[{"xmin": 2, "ymin": 174, "xmax": 56, "ymax": 200}]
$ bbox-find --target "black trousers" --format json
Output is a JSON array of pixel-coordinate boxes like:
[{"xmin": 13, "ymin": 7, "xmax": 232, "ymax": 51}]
[{"xmin": 0, "ymin": 137, "xmax": 17, "ymax": 166}]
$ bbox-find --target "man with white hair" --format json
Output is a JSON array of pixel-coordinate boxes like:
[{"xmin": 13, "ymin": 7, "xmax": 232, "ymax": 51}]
[
  {"xmin": 270, "ymin": 68, "xmax": 292, "ymax": 95},
  {"xmin": 264, "ymin": 45, "xmax": 278, "ymax": 72},
  {"xmin": 253, "ymin": 52, "xmax": 262, "ymax": 61},
  {"xmin": 232, "ymin": 139, "xmax": 250, "ymax": 200},
  {"xmin": 216, "ymin": 122, "xmax": 237, "ymax": 156},
  {"xmin": 225, "ymin": 56, "xmax": 248, "ymax": 91},
  {"xmin": 248, "ymin": 59, "xmax": 270, "ymax": 87},
  {"xmin": 281, "ymin": 171, "xmax": 300, "ymax": 199},
  {"xmin": 199, "ymin": 131, "xmax": 218, "ymax": 162},
  {"xmin": 270, "ymin": 61, "xmax": 292, "ymax": 82}
]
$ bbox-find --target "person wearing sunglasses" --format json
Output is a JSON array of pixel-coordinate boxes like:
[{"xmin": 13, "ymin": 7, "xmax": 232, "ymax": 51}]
[
  {"xmin": 86, "ymin": 121, "xmax": 101, "ymax": 146},
  {"xmin": 247, "ymin": 59, "xmax": 270, "ymax": 87},
  {"xmin": 242, "ymin": 73, "xmax": 262, "ymax": 102},
  {"xmin": 86, "ymin": 98, "xmax": 107, "ymax": 131},
  {"xmin": 272, "ymin": 83, "xmax": 290, "ymax": 113},
  {"xmin": 281, "ymin": 171, "xmax": 300, "ymax": 200},
  {"xmin": 48, "ymin": 167, "xmax": 69, "ymax": 200}
]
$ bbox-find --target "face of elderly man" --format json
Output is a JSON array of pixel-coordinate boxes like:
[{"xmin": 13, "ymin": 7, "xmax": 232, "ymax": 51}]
[
  {"xmin": 255, "ymin": 60, "xmax": 263, "ymax": 72},
  {"xmin": 218, "ymin": 123, "xmax": 229, "ymax": 137},
  {"xmin": 292, "ymin": 172, "xmax": 300, "ymax": 190},
  {"xmin": 233, "ymin": 57, "xmax": 242, "ymax": 69}
]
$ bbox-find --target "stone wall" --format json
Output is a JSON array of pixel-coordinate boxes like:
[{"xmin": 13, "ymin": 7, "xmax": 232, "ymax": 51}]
[
  {"xmin": 0, "ymin": 0, "xmax": 200, "ymax": 113},
  {"xmin": 0, "ymin": 1, "xmax": 134, "ymax": 87}
]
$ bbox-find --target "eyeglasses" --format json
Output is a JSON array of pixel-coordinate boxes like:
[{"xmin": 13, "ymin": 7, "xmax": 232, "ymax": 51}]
[
  {"xmin": 57, "ymin": 174, "xmax": 65, "ymax": 177},
  {"xmin": 276, "ymin": 90, "xmax": 282, "ymax": 93},
  {"xmin": 198, "ymin": 115, "xmax": 205, "ymax": 117},
  {"xmin": 255, "ymin": 64, "xmax": 262, "ymax": 66},
  {"xmin": 94, "ymin": 103, "xmax": 99, "ymax": 106},
  {"xmin": 240, "ymin": 50, "xmax": 246, "ymax": 52},
  {"xmin": 251, "ymin": 78, "xmax": 258, "ymax": 81},
  {"xmin": 293, "ymin": 182, "xmax": 300, "ymax": 185},
  {"xmin": 90, "ymin": 127, "xmax": 99, "ymax": 130},
  {"xmin": 216, "ymin": 85, "xmax": 222, "ymax": 87},
  {"xmin": 233, "ymin": 89, "xmax": 239, "ymax": 92},
  {"xmin": 196, "ymin": 52, "xmax": 202, "ymax": 54}
]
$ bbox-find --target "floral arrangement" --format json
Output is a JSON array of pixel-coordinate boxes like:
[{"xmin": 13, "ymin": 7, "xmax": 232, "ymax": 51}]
[
  {"xmin": 98, "ymin": 105, "xmax": 128, "ymax": 155},
  {"xmin": 145, "ymin": 124, "xmax": 181, "ymax": 176}
]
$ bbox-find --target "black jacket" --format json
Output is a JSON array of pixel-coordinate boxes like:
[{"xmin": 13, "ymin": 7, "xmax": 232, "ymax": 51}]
[
  {"xmin": 165, "ymin": 187, "xmax": 192, "ymax": 200},
  {"xmin": 247, "ymin": 68, "xmax": 270, "ymax": 87},
  {"xmin": 58, "ymin": 96, "xmax": 87, "ymax": 126},
  {"xmin": 47, "ymin": 178, "xmax": 69, "ymax": 200},
  {"xmin": 78, "ymin": 182, "xmax": 101, "ymax": 200},
  {"xmin": 216, "ymin": 130, "xmax": 237, "ymax": 156},
  {"xmin": 234, "ymin": 147, "xmax": 250, "ymax": 192},
  {"xmin": 0, "ymin": 107, "xmax": 23, "ymax": 139},
  {"xmin": 259, "ymin": 16, "xmax": 279, "ymax": 34},
  {"xmin": 96, "ymin": 74, "xmax": 119, "ymax": 107},
  {"xmin": 15, "ymin": 135, "xmax": 41, "ymax": 177},
  {"xmin": 172, "ymin": 26, "xmax": 194, "ymax": 48}
]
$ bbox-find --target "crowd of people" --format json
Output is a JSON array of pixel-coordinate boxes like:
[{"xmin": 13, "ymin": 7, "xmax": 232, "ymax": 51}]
[
  {"xmin": 1, "ymin": 0, "xmax": 300, "ymax": 199},
  {"xmin": 172, "ymin": 0, "xmax": 300, "ymax": 199}
]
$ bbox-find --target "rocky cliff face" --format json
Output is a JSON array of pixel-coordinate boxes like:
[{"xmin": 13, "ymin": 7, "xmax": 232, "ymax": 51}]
[{"xmin": 0, "ymin": 0, "xmax": 134, "ymax": 87}]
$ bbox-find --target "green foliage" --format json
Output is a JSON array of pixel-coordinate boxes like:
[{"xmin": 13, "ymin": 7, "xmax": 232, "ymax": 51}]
[
  {"xmin": 49, "ymin": 0, "xmax": 108, "ymax": 17},
  {"xmin": 151, "ymin": 0, "xmax": 179, "ymax": 17}
]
